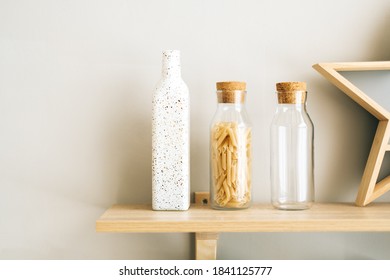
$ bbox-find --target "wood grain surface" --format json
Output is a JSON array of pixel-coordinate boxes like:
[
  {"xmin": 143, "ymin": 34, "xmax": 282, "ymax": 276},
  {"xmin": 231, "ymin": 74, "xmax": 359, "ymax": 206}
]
[{"xmin": 96, "ymin": 203, "xmax": 390, "ymax": 233}]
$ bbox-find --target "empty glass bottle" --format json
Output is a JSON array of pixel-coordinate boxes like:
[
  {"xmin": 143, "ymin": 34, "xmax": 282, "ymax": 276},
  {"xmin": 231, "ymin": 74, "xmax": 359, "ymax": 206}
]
[{"xmin": 270, "ymin": 82, "xmax": 314, "ymax": 210}]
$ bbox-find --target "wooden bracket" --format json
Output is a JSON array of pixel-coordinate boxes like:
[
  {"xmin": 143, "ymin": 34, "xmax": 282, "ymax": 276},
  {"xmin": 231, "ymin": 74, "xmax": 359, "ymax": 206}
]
[
  {"xmin": 195, "ymin": 232, "xmax": 219, "ymax": 260},
  {"xmin": 194, "ymin": 192, "xmax": 219, "ymax": 260},
  {"xmin": 194, "ymin": 191, "xmax": 210, "ymax": 205}
]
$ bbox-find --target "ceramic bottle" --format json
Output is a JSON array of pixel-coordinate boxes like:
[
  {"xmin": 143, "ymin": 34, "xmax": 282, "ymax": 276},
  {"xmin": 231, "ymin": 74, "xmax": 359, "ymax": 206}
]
[{"xmin": 152, "ymin": 50, "xmax": 190, "ymax": 210}]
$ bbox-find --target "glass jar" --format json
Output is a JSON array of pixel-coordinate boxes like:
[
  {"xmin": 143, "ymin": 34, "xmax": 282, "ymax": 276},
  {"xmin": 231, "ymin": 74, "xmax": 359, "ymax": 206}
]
[
  {"xmin": 270, "ymin": 82, "xmax": 314, "ymax": 210},
  {"xmin": 210, "ymin": 81, "xmax": 252, "ymax": 210}
]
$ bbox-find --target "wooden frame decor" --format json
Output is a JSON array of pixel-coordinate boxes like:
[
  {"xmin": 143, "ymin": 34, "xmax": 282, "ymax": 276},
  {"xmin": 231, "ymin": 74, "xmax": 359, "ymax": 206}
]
[{"xmin": 313, "ymin": 62, "xmax": 390, "ymax": 206}]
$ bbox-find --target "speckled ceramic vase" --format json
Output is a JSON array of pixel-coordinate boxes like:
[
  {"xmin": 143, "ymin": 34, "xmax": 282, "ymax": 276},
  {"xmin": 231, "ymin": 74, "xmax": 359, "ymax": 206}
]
[{"xmin": 152, "ymin": 50, "xmax": 190, "ymax": 210}]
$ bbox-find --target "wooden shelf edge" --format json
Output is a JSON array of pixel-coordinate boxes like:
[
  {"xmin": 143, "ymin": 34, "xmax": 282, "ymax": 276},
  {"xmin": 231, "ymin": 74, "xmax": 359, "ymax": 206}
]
[{"xmin": 96, "ymin": 203, "xmax": 390, "ymax": 233}]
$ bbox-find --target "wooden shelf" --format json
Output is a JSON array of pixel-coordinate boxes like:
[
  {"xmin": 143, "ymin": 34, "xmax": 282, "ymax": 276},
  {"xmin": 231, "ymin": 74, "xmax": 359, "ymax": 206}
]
[
  {"xmin": 96, "ymin": 198, "xmax": 390, "ymax": 259},
  {"xmin": 96, "ymin": 203, "xmax": 390, "ymax": 233}
]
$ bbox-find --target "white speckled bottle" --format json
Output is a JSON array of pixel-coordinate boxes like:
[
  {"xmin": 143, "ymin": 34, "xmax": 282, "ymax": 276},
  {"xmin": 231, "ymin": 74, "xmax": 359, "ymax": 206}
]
[{"xmin": 152, "ymin": 50, "xmax": 190, "ymax": 211}]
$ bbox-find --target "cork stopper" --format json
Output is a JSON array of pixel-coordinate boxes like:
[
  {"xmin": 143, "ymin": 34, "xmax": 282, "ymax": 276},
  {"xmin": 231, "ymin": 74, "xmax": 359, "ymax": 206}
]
[
  {"xmin": 276, "ymin": 82, "xmax": 306, "ymax": 92},
  {"xmin": 276, "ymin": 82, "xmax": 307, "ymax": 104},
  {"xmin": 216, "ymin": 81, "xmax": 246, "ymax": 103},
  {"xmin": 217, "ymin": 81, "xmax": 246, "ymax": 91}
]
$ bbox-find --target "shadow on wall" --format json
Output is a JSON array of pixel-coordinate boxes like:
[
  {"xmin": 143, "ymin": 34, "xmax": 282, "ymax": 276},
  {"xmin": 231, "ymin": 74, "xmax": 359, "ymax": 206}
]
[
  {"xmin": 366, "ymin": 9, "xmax": 390, "ymax": 61},
  {"xmin": 102, "ymin": 80, "xmax": 153, "ymax": 205},
  {"xmin": 114, "ymin": 116, "xmax": 152, "ymax": 204},
  {"xmin": 311, "ymin": 79, "xmax": 377, "ymax": 202}
]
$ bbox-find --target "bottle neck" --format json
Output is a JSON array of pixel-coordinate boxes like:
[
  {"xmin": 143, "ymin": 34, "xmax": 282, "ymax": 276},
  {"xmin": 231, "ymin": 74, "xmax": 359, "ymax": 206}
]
[
  {"xmin": 217, "ymin": 102, "xmax": 246, "ymax": 111},
  {"xmin": 214, "ymin": 102, "xmax": 250, "ymax": 125},
  {"xmin": 162, "ymin": 50, "xmax": 181, "ymax": 78},
  {"xmin": 276, "ymin": 90, "xmax": 308, "ymax": 112},
  {"xmin": 217, "ymin": 90, "xmax": 246, "ymax": 103},
  {"xmin": 277, "ymin": 90, "xmax": 306, "ymax": 104},
  {"xmin": 276, "ymin": 103, "xmax": 307, "ymax": 113}
]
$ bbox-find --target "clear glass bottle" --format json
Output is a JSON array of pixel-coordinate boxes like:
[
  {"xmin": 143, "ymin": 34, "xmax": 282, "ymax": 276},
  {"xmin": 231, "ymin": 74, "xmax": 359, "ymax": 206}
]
[
  {"xmin": 270, "ymin": 82, "xmax": 314, "ymax": 210},
  {"xmin": 210, "ymin": 81, "xmax": 252, "ymax": 210}
]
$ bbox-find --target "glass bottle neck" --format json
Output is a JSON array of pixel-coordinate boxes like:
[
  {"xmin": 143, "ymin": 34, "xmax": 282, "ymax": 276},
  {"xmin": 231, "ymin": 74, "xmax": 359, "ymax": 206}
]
[
  {"xmin": 162, "ymin": 50, "xmax": 181, "ymax": 78},
  {"xmin": 217, "ymin": 103, "xmax": 246, "ymax": 111},
  {"xmin": 276, "ymin": 103, "xmax": 307, "ymax": 112}
]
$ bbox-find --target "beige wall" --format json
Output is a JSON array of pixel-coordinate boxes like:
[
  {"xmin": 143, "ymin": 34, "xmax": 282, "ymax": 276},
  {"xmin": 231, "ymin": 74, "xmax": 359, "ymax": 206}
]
[{"xmin": 1, "ymin": 0, "xmax": 390, "ymax": 259}]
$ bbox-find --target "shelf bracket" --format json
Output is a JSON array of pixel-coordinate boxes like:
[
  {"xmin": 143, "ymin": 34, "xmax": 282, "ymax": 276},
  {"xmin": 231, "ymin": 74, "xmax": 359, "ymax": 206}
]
[
  {"xmin": 195, "ymin": 232, "xmax": 219, "ymax": 260},
  {"xmin": 194, "ymin": 192, "xmax": 219, "ymax": 260}
]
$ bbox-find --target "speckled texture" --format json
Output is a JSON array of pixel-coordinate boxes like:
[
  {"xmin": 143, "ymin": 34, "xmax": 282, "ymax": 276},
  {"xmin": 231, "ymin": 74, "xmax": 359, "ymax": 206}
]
[{"xmin": 152, "ymin": 50, "xmax": 190, "ymax": 210}]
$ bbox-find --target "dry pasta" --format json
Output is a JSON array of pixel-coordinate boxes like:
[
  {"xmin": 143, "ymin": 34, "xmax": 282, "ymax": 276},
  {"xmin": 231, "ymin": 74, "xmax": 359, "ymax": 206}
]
[{"xmin": 211, "ymin": 122, "xmax": 252, "ymax": 208}]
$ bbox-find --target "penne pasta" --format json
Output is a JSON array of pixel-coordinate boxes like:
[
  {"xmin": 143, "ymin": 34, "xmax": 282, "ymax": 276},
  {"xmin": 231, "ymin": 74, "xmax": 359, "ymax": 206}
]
[
  {"xmin": 231, "ymin": 160, "xmax": 237, "ymax": 184},
  {"xmin": 227, "ymin": 148, "xmax": 232, "ymax": 186},
  {"xmin": 227, "ymin": 128, "xmax": 238, "ymax": 147},
  {"xmin": 212, "ymin": 155, "xmax": 218, "ymax": 179},
  {"xmin": 216, "ymin": 130, "xmax": 228, "ymax": 147},
  {"xmin": 211, "ymin": 122, "xmax": 252, "ymax": 209},
  {"xmin": 222, "ymin": 145, "xmax": 227, "ymax": 171}
]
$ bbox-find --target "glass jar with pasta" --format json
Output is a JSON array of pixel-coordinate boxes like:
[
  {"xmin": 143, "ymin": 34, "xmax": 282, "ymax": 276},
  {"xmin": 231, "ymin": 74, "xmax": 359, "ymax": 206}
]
[{"xmin": 210, "ymin": 81, "xmax": 252, "ymax": 210}]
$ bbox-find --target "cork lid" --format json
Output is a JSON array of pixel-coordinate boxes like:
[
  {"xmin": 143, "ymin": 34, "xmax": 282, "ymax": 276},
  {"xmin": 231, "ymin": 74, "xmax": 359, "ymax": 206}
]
[
  {"xmin": 217, "ymin": 81, "xmax": 246, "ymax": 91},
  {"xmin": 276, "ymin": 82, "xmax": 307, "ymax": 104},
  {"xmin": 276, "ymin": 82, "xmax": 306, "ymax": 92},
  {"xmin": 216, "ymin": 81, "xmax": 246, "ymax": 103}
]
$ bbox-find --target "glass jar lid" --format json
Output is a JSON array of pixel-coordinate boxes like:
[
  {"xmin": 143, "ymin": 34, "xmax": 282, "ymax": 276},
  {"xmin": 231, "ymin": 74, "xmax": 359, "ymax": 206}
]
[{"xmin": 216, "ymin": 81, "xmax": 246, "ymax": 103}]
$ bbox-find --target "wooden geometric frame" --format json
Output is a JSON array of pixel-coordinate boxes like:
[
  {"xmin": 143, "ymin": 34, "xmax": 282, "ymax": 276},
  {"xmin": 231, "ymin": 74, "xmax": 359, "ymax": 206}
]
[{"xmin": 313, "ymin": 62, "xmax": 390, "ymax": 206}]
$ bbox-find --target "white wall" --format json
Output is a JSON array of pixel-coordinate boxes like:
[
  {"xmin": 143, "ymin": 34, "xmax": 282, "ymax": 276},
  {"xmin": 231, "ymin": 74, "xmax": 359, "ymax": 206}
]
[{"xmin": 1, "ymin": 0, "xmax": 390, "ymax": 259}]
